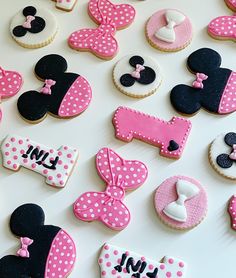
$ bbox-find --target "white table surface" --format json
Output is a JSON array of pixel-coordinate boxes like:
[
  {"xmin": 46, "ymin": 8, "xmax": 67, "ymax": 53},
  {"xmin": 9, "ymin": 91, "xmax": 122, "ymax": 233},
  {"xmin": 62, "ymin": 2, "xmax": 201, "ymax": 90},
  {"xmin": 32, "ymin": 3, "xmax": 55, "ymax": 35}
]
[{"xmin": 1, "ymin": 0, "xmax": 236, "ymax": 277}]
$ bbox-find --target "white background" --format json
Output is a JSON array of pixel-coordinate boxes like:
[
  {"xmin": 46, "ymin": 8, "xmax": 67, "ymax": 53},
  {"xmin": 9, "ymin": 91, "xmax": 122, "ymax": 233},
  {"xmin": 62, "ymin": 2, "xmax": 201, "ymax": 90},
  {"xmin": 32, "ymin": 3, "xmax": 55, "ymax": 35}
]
[{"xmin": 0, "ymin": 0, "xmax": 236, "ymax": 277}]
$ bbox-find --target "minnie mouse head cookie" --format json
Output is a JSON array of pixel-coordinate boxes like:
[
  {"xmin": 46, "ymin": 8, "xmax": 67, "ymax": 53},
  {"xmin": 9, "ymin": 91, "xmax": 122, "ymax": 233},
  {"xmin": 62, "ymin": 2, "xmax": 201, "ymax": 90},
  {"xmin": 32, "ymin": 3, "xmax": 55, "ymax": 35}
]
[
  {"xmin": 53, "ymin": 0, "xmax": 78, "ymax": 11},
  {"xmin": 170, "ymin": 48, "xmax": 236, "ymax": 116},
  {"xmin": 146, "ymin": 9, "xmax": 193, "ymax": 52},
  {"xmin": 17, "ymin": 54, "xmax": 92, "ymax": 123},
  {"xmin": 113, "ymin": 55, "xmax": 162, "ymax": 98},
  {"xmin": 154, "ymin": 176, "xmax": 208, "ymax": 230},
  {"xmin": 208, "ymin": 0, "xmax": 236, "ymax": 42},
  {"xmin": 209, "ymin": 132, "xmax": 236, "ymax": 180},
  {"xmin": 10, "ymin": 6, "xmax": 58, "ymax": 48},
  {"xmin": 0, "ymin": 204, "xmax": 76, "ymax": 278}
]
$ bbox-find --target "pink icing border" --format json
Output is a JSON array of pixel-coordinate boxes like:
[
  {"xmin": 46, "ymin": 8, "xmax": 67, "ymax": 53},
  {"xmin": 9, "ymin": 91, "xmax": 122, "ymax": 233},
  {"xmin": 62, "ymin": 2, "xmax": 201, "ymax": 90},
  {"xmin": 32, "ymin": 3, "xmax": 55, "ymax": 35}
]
[
  {"xmin": 225, "ymin": 0, "xmax": 236, "ymax": 11},
  {"xmin": 154, "ymin": 176, "xmax": 207, "ymax": 230},
  {"xmin": 146, "ymin": 9, "xmax": 193, "ymax": 51}
]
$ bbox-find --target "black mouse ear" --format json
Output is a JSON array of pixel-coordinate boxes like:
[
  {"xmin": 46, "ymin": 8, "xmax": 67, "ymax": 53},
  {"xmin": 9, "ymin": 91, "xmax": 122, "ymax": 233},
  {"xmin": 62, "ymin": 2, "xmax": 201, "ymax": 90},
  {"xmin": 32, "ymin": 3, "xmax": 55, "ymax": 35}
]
[
  {"xmin": 129, "ymin": 56, "xmax": 144, "ymax": 67},
  {"xmin": 120, "ymin": 74, "xmax": 135, "ymax": 87},
  {"xmin": 170, "ymin": 85, "xmax": 201, "ymax": 115},
  {"xmin": 10, "ymin": 204, "xmax": 45, "ymax": 237},
  {"xmin": 216, "ymin": 153, "xmax": 233, "ymax": 168},
  {"xmin": 34, "ymin": 54, "xmax": 68, "ymax": 80},
  {"xmin": 12, "ymin": 26, "xmax": 27, "ymax": 37},
  {"xmin": 187, "ymin": 48, "xmax": 221, "ymax": 74},
  {"xmin": 224, "ymin": 132, "xmax": 236, "ymax": 147},
  {"xmin": 0, "ymin": 256, "xmax": 29, "ymax": 278},
  {"xmin": 30, "ymin": 17, "xmax": 46, "ymax": 34},
  {"xmin": 23, "ymin": 6, "xmax": 37, "ymax": 16},
  {"xmin": 17, "ymin": 91, "xmax": 49, "ymax": 123}
]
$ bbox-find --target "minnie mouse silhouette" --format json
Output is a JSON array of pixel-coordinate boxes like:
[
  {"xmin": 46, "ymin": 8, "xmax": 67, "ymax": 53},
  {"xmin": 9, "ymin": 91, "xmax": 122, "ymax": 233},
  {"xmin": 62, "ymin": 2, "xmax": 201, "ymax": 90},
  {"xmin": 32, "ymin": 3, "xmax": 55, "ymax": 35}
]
[
  {"xmin": 0, "ymin": 204, "xmax": 76, "ymax": 278},
  {"xmin": 17, "ymin": 54, "xmax": 92, "ymax": 123},
  {"xmin": 170, "ymin": 48, "xmax": 236, "ymax": 115}
]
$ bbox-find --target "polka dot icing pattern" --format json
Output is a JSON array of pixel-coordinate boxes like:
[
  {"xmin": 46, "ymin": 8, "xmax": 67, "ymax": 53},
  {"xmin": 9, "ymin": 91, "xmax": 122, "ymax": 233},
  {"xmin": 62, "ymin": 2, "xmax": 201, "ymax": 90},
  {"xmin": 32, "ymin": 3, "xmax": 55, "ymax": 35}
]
[
  {"xmin": 55, "ymin": 0, "xmax": 77, "ymax": 11},
  {"xmin": 228, "ymin": 195, "xmax": 236, "ymax": 230},
  {"xmin": 73, "ymin": 147, "xmax": 148, "ymax": 230},
  {"xmin": 113, "ymin": 106, "xmax": 192, "ymax": 159},
  {"xmin": 1, "ymin": 135, "xmax": 79, "ymax": 188},
  {"xmin": 98, "ymin": 243, "xmax": 187, "ymax": 278},
  {"xmin": 68, "ymin": 0, "xmax": 135, "ymax": 59},
  {"xmin": 45, "ymin": 230, "xmax": 76, "ymax": 278},
  {"xmin": 225, "ymin": 0, "xmax": 236, "ymax": 10}
]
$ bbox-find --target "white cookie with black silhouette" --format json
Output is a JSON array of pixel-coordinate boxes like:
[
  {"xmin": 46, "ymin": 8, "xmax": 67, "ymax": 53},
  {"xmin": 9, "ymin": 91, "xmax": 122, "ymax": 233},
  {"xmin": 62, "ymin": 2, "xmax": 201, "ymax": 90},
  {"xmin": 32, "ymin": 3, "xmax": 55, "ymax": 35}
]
[
  {"xmin": 10, "ymin": 6, "xmax": 58, "ymax": 49},
  {"xmin": 113, "ymin": 55, "xmax": 162, "ymax": 98}
]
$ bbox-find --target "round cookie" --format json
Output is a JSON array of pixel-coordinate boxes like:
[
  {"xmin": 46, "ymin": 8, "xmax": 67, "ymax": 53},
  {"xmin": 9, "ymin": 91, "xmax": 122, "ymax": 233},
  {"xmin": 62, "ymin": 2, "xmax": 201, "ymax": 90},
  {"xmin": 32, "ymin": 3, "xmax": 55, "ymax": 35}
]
[
  {"xmin": 146, "ymin": 9, "xmax": 193, "ymax": 52},
  {"xmin": 113, "ymin": 55, "xmax": 162, "ymax": 98},
  {"xmin": 154, "ymin": 176, "xmax": 207, "ymax": 230},
  {"xmin": 10, "ymin": 6, "xmax": 58, "ymax": 49},
  {"xmin": 209, "ymin": 132, "xmax": 236, "ymax": 180}
]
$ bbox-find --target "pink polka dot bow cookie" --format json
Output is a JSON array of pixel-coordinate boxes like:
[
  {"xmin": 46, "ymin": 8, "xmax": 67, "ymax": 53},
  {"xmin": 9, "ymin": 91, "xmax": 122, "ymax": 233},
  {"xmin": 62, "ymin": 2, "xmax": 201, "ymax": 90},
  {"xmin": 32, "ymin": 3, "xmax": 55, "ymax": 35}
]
[
  {"xmin": 208, "ymin": 0, "xmax": 236, "ymax": 42},
  {"xmin": 98, "ymin": 244, "xmax": 187, "ymax": 277},
  {"xmin": 73, "ymin": 147, "xmax": 148, "ymax": 230},
  {"xmin": 68, "ymin": 0, "xmax": 136, "ymax": 60}
]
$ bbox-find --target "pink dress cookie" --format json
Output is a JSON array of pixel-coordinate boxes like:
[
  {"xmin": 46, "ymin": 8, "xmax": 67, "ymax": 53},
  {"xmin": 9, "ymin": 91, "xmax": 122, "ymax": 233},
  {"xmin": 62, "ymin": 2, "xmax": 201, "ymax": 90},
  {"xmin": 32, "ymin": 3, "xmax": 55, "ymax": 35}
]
[
  {"xmin": 68, "ymin": 0, "xmax": 136, "ymax": 59},
  {"xmin": 113, "ymin": 106, "xmax": 192, "ymax": 159},
  {"xmin": 99, "ymin": 243, "xmax": 188, "ymax": 278},
  {"xmin": 74, "ymin": 147, "xmax": 148, "ymax": 230},
  {"xmin": 154, "ymin": 176, "xmax": 208, "ymax": 230},
  {"xmin": 208, "ymin": 0, "xmax": 236, "ymax": 42},
  {"xmin": 0, "ymin": 66, "xmax": 23, "ymax": 122},
  {"xmin": 228, "ymin": 195, "xmax": 236, "ymax": 230},
  {"xmin": 146, "ymin": 9, "xmax": 193, "ymax": 52}
]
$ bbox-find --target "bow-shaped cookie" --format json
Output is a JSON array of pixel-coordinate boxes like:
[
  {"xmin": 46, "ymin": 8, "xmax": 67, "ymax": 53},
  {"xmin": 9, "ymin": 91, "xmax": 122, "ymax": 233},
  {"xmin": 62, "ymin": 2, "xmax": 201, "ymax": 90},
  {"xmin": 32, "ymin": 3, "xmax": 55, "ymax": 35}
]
[
  {"xmin": 163, "ymin": 179, "xmax": 200, "ymax": 222},
  {"xmin": 155, "ymin": 10, "xmax": 186, "ymax": 43}
]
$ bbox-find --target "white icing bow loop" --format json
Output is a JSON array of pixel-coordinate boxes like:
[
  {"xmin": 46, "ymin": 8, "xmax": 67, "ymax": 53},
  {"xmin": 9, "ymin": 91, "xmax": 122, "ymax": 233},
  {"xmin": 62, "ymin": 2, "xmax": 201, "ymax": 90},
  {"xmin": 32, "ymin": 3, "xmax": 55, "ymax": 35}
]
[
  {"xmin": 155, "ymin": 10, "xmax": 186, "ymax": 43},
  {"xmin": 163, "ymin": 179, "xmax": 199, "ymax": 222}
]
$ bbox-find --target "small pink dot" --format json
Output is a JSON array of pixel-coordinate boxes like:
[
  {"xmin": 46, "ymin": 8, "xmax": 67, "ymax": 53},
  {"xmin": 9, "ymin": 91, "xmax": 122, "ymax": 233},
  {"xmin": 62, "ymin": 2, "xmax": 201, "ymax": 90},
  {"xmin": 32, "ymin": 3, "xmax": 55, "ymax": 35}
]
[
  {"xmin": 13, "ymin": 164, "xmax": 17, "ymax": 169},
  {"xmin": 64, "ymin": 146, "xmax": 68, "ymax": 150},
  {"xmin": 141, "ymin": 256, "xmax": 145, "ymax": 261},
  {"xmin": 105, "ymin": 254, "xmax": 109, "ymax": 259},
  {"xmin": 48, "ymin": 176, "xmax": 53, "ymax": 181},
  {"xmin": 20, "ymin": 150, "xmax": 25, "ymax": 154},
  {"xmin": 177, "ymin": 271, "xmax": 183, "ymax": 277},
  {"xmin": 106, "ymin": 262, "xmax": 111, "ymax": 267},
  {"xmin": 179, "ymin": 262, "xmax": 184, "ymax": 268},
  {"xmin": 7, "ymin": 160, "xmax": 11, "ymax": 165},
  {"xmin": 50, "ymin": 149, "xmax": 54, "ymax": 153},
  {"xmin": 43, "ymin": 169, "xmax": 48, "ymax": 175},
  {"xmin": 104, "ymin": 245, "xmax": 109, "ymax": 250},
  {"xmin": 18, "ymin": 140, "xmax": 23, "ymax": 144},
  {"xmin": 13, "ymin": 155, "xmax": 18, "ymax": 160},
  {"xmin": 125, "ymin": 251, "xmax": 129, "ymax": 256},
  {"xmin": 12, "ymin": 147, "xmax": 17, "ymax": 152},
  {"xmin": 166, "ymin": 272, "xmax": 172, "ymax": 277},
  {"xmin": 57, "ymin": 174, "xmax": 62, "ymax": 178},
  {"xmin": 117, "ymin": 258, "xmax": 121, "ymax": 264},
  {"xmin": 5, "ymin": 143, "xmax": 10, "ymax": 147},
  {"xmin": 113, "ymin": 250, "xmax": 118, "ymax": 255},
  {"xmin": 60, "ymin": 181, "xmax": 64, "ymax": 186},
  {"xmin": 160, "ymin": 264, "xmax": 165, "ymax": 270},
  {"xmin": 11, "ymin": 137, "xmax": 15, "ymax": 142},
  {"xmin": 64, "ymin": 165, "xmax": 68, "ymax": 170},
  {"xmin": 67, "ymin": 154, "xmax": 72, "ymax": 158},
  {"xmin": 70, "ymin": 160, "xmax": 74, "ymax": 164},
  {"xmin": 101, "ymin": 271, "xmax": 106, "ymax": 276},
  {"xmin": 149, "ymin": 264, "xmax": 154, "ymax": 270},
  {"xmin": 23, "ymin": 159, "xmax": 28, "ymax": 164},
  {"xmin": 168, "ymin": 258, "xmax": 174, "ymax": 264},
  {"xmin": 58, "ymin": 160, "xmax": 63, "ymax": 165},
  {"xmin": 5, "ymin": 152, "xmax": 9, "ymax": 156},
  {"xmin": 123, "ymin": 268, "xmax": 127, "ymax": 273},
  {"xmin": 98, "ymin": 258, "xmax": 103, "ymax": 264},
  {"xmin": 111, "ymin": 269, "xmax": 116, "ymax": 275},
  {"xmin": 58, "ymin": 151, "xmax": 62, "ymax": 156},
  {"xmin": 31, "ymin": 163, "xmax": 36, "ymax": 169}
]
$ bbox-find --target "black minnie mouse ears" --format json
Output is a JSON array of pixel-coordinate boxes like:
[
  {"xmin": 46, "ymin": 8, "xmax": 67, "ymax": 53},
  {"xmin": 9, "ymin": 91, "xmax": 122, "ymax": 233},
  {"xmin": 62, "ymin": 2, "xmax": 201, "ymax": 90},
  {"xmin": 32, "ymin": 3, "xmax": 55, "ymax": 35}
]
[{"xmin": 12, "ymin": 6, "xmax": 45, "ymax": 38}]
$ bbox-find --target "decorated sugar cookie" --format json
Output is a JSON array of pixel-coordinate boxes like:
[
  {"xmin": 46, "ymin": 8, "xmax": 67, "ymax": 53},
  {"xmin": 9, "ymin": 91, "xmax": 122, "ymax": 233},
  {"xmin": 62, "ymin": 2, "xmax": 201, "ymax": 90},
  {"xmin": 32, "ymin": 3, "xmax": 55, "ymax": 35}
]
[
  {"xmin": 208, "ymin": 0, "xmax": 236, "ymax": 42},
  {"xmin": 146, "ymin": 9, "xmax": 193, "ymax": 52},
  {"xmin": 0, "ymin": 204, "xmax": 76, "ymax": 278},
  {"xmin": 0, "ymin": 66, "xmax": 23, "ymax": 122},
  {"xmin": 154, "ymin": 176, "xmax": 208, "ymax": 230},
  {"xmin": 17, "ymin": 54, "xmax": 92, "ymax": 123},
  {"xmin": 99, "ymin": 243, "xmax": 187, "ymax": 278},
  {"xmin": 113, "ymin": 106, "xmax": 192, "ymax": 159},
  {"xmin": 228, "ymin": 195, "xmax": 236, "ymax": 230},
  {"xmin": 10, "ymin": 6, "xmax": 58, "ymax": 48},
  {"xmin": 1, "ymin": 135, "xmax": 79, "ymax": 188},
  {"xmin": 53, "ymin": 0, "xmax": 77, "ymax": 11},
  {"xmin": 170, "ymin": 48, "xmax": 236, "ymax": 116},
  {"xmin": 113, "ymin": 55, "xmax": 162, "ymax": 98},
  {"xmin": 68, "ymin": 0, "xmax": 136, "ymax": 60},
  {"xmin": 209, "ymin": 132, "xmax": 236, "ymax": 180},
  {"xmin": 74, "ymin": 147, "xmax": 148, "ymax": 230}
]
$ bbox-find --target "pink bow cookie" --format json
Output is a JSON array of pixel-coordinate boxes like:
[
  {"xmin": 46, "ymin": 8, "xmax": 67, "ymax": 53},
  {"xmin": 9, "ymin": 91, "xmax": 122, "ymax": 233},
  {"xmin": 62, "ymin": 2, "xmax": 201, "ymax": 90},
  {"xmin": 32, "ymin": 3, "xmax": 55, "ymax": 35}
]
[
  {"xmin": 68, "ymin": 0, "xmax": 135, "ymax": 59},
  {"xmin": 73, "ymin": 148, "xmax": 148, "ymax": 230},
  {"xmin": 17, "ymin": 237, "xmax": 34, "ymax": 258}
]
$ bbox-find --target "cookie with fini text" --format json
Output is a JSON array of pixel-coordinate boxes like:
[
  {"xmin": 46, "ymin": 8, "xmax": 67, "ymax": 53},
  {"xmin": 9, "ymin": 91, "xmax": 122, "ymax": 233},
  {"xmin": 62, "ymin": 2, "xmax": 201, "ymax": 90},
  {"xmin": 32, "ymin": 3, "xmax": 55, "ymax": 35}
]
[
  {"xmin": 53, "ymin": 0, "xmax": 78, "ymax": 11},
  {"xmin": 10, "ymin": 6, "xmax": 58, "ymax": 48},
  {"xmin": 113, "ymin": 55, "xmax": 162, "ymax": 98}
]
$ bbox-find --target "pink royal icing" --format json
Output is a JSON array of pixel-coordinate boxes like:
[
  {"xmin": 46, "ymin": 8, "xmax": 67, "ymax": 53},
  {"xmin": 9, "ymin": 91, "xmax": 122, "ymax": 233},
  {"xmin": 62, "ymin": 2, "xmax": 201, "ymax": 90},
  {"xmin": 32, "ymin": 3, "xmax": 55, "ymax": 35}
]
[
  {"xmin": 225, "ymin": 0, "xmax": 236, "ymax": 11},
  {"xmin": 68, "ymin": 0, "xmax": 135, "ymax": 59},
  {"xmin": 17, "ymin": 237, "xmax": 34, "ymax": 258},
  {"xmin": 155, "ymin": 176, "xmax": 208, "ymax": 230},
  {"xmin": 74, "ymin": 147, "xmax": 148, "ymax": 230},
  {"xmin": 113, "ymin": 106, "xmax": 192, "ymax": 159},
  {"xmin": 228, "ymin": 195, "xmax": 236, "ymax": 230},
  {"xmin": 45, "ymin": 229, "xmax": 76, "ymax": 278},
  {"xmin": 1, "ymin": 135, "xmax": 79, "ymax": 188}
]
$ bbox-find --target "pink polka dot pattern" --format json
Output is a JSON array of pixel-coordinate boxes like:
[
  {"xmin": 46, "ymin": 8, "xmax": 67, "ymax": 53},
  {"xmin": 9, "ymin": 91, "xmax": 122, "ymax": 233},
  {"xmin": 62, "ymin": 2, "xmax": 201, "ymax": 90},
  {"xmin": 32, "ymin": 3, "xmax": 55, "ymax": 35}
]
[
  {"xmin": 218, "ymin": 72, "xmax": 236, "ymax": 114},
  {"xmin": 228, "ymin": 195, "xmax": 236, "ymax": 230},
  {"xmin": 58, "ymin": 76, "xmax": 92, "ymax": 117},
  {"xmin": 1, "ymin": 135, "xmax": 79, "ymax": 188},
  {"xmin": 225, "ymin": 0, "xmax": 236, "ymax": 11},
  {"xmin": 68, "ymin": 0, "xmax": 135, "ymax": 59},
  {"xmin": 154, "ymin": 176, "xmax": 208, "ymax": 230},
  {"xmin": 55, "ymin": 0, "xmax": 77, "ymax": 11},
  {"xmin": 45, "ymin": 229, "xmax": 76, "ymax": 278},
  {"xmin": 73, "ymin": 147, "xmax": 148, "ymax": 230},
  {"xmin": 98, "ymin": 244, "xmax": 187, "ymax": 278}
]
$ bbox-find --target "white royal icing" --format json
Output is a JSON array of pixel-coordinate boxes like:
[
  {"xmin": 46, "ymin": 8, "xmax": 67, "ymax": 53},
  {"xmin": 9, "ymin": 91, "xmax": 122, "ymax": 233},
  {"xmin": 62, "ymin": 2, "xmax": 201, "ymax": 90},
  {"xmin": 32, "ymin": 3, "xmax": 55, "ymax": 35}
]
[
  {"xmin": 1, "ymin": 135, "xmax": 78, "ymax": 188},
  {"xmin": 56, "ymin": 0, "xmax": 77, "ymax": 11},
  {"xmin": 113, "ymin": 55, "xmax": 162, "ymax": 98},
  {"xmin": 99, "ymin": 244, "xmax": 187, "ymax": 278},
  {"xmin": 10, "ymin": 6, "xmax": 58, "ymax": 48},
  {"xmin": 163, "ymin": 179, "xmax": 200, "ymax": 222},
  {"xmin": 155, "ymin": 10, "xmax": 186, "ymax": 43}
]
